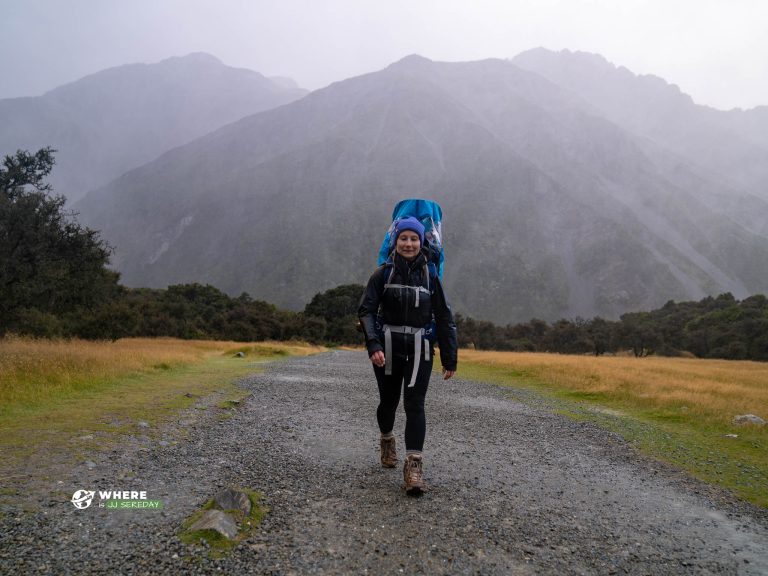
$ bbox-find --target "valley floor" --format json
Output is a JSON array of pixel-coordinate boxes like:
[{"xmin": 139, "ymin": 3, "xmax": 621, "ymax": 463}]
[{"xmin": 1, "ymin": 350, "xmax": 767, "ymax": 574}]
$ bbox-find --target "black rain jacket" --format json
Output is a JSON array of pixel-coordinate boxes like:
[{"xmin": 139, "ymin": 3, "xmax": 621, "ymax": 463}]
[{"xmin": 358, "ymin": 252, "xmax": 458, "ymax": 371}]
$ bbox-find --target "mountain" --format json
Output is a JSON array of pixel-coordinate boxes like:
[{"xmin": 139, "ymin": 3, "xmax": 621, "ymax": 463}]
[
  {"xmin": 512, "ymin": 48, "xmax": 768, "ymax": 202},
  {"xmin": 0, "ymin": 53, "xmax": 307, "ymax": 202},
  {"xmin": 76, "ymin": 54, "xmax": 768, "ymax": 323}
]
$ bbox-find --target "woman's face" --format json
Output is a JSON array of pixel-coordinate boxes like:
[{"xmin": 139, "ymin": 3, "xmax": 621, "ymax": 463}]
[{"xmin": 395, "ymin": 231, "xmax": 421, "ymax": 260}]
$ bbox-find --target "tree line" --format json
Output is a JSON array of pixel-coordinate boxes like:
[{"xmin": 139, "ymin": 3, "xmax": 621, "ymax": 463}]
[
  {"xmin": 0, "ymin": 147, "xmax": 364, "ymax": 344},
  {"xmin": 454, "ymin": 293, "xmax": 768, "ymax": 361},
  {"xmin": 2, "ymin": 148, "xmax": 767, "ymax": 360},
  {"xmin": 280, "ymin": 285, "xmax": 768, "ymax": 361}
]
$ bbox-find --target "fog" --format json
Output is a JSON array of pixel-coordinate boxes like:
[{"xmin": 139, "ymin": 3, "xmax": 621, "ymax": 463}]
[{"xmin": 1, "ymin": 0, "xmax": 767, "ymax": 110}]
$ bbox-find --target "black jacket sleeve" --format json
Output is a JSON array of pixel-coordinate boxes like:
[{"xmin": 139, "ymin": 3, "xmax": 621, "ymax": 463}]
[
  {"xmin": 431, "ymin": 276, "xmax": 458, "ymax": 371},
  {"xmin": 357, "ymin": 267, "xmax": 386, "ymax": 356}
]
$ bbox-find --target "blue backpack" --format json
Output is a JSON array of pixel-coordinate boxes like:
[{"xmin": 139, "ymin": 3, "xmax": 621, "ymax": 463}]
[{"xmin": 377, "ymin": 199, "xmax": 444, "ymax": 280}]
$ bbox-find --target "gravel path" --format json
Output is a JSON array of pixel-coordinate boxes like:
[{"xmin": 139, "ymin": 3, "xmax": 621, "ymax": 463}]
[{"xmin": 2, "ymin": 350, "xmax": 767, "ymax": 575}]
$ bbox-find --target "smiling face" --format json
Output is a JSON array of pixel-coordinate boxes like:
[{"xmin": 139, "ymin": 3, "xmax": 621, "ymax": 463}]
[{"xmin": 395, "ymin": 230, "xmax": 421, "ymax": 260}]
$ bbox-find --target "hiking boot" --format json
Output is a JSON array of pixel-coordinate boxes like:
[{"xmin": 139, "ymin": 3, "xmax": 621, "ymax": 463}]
[
  {"xmin": 380, "ymin": 436, "xmax": 397, "ymax": 468},
  {"xmin": 403, "ymin": 454, "xmax": 426, "ymax": 495}
]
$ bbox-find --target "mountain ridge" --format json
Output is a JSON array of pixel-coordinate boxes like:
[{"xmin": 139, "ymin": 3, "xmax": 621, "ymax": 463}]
[
  {"xmin": 0, "ymin": 53, "xmax": 308, "ymax": 202},
  {"xmin": 74, "ymin": 53, "xmax": 768, "ymax": 323},
  {"xmin": 512, "ymin": 48, "xmax": 768, "ymax": 200}
]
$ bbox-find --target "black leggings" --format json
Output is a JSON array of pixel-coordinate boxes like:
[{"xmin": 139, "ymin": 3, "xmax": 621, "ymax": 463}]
[{"xmin": 372, "ymin": 334, "xmax": 433, "ymax": 451}]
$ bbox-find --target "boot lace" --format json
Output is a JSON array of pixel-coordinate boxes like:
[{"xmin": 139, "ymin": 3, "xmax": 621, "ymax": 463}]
[{"xmin": 405, "ymin": 457, "xmax": 423, "ymax": 484}]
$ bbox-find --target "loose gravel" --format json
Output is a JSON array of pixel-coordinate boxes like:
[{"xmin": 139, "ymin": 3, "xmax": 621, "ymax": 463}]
[{"xmin": 1, "ymin": 350, "xmax": 767, "ymax": 575}]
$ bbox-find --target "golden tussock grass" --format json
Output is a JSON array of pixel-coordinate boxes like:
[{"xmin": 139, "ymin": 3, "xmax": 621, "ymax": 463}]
[
  {"xmin": 0, "ymin": 336, "xmax": 323, "ymax": 413},
  {"xmin": 459, "ymin": 350, "xmax": 768, "ymax": 424},
  {"xmin": 0, "ymin": 337, "xmax": 324, "ymax": 490},
  {"xmin": 455, "ymin": 350, "xmax": 768, "ymax": 507}
]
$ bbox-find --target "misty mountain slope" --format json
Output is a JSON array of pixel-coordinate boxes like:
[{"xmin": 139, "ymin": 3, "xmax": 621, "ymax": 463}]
[
  {"xmin": 332, "ymin": 56, "xmax": 768, "ymax": 308},
  {"xmin": 391, "ymin": 56, "xmax": 768, "ymax": 303},
  {"xmin": 78, "ymin": 71, "xmax": 580, "ymax": 318},
  {"xmin": 0, "ymin": 53, "xmax": 307, "ymax": 202},
  {"xmin": 512, "ymin": 48, "xmax": 768, "ymax": 199},
  {"xmin": 77, "ymin": 55, "xmax": 768, "ymax": 322},
  {"xmin": 726, "ymin": 106, "xmax": 768, "ymax": 149},
  {"xmin": 489, "ymin": 102, "xmax": 767, "ymax": 296}
]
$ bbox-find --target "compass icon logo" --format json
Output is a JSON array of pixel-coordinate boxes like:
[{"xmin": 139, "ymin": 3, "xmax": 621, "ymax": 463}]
[{"xmin": 71, "ymin": 490, "xmax": 95, "ymax": 509}]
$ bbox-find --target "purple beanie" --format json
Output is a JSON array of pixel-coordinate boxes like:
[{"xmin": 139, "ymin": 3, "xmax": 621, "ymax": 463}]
[{"xmin": 393, "ymin": 216, "xmax": 425, "ymax": 245}]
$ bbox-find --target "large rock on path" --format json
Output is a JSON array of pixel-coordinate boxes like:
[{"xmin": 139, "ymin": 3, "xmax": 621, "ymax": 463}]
[{"xmin": 188, "ymin": 509, "xmax": 238, "ymax": 539}]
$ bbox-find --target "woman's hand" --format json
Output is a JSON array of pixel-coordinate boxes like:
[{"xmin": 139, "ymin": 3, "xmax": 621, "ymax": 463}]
[
  {"xmin": 370, "ymin": 350, "xmax": 385, "ymax": 368},
  {"xmin": 442, "ymin": 369, "xmax": 455, "ymax": 380}
]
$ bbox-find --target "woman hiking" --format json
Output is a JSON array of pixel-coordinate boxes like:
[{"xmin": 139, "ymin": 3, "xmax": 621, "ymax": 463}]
[{"xmin": 358, "ymin": 215, "xmax": 458, "ymax": 495}]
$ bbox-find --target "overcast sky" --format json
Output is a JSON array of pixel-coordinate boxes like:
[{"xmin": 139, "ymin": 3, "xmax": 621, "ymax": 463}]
[{"xmin": 1, "ymin": 0, "xmax": 766, "ymax": 110}]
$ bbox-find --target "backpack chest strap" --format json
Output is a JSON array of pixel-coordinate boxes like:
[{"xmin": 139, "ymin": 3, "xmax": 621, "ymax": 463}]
[{"xmin": 383, "ymin": 284, "xmax": 430, "ymax": 307}]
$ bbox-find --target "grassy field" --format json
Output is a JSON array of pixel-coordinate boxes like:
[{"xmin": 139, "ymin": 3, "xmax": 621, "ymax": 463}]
[
  {"xmin": 0, "ymin": 337, "xmax": 323, "ymax": 480},
  {"xmin": 449, "ymin": 350, "xmax": 768, "ymax": 507},
  {"xmin": 5, "ymin": 339, "xmax": 766, "ymax": 509}
]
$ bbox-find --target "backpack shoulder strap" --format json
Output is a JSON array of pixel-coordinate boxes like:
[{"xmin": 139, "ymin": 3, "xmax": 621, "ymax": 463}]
[
  {"xmin": 425, "ymin": 262, "xmax": 437, "ymax": 293},
  {"xmin": 380, "ymin": 260, "xmax": 396, "ymax": 288}
]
